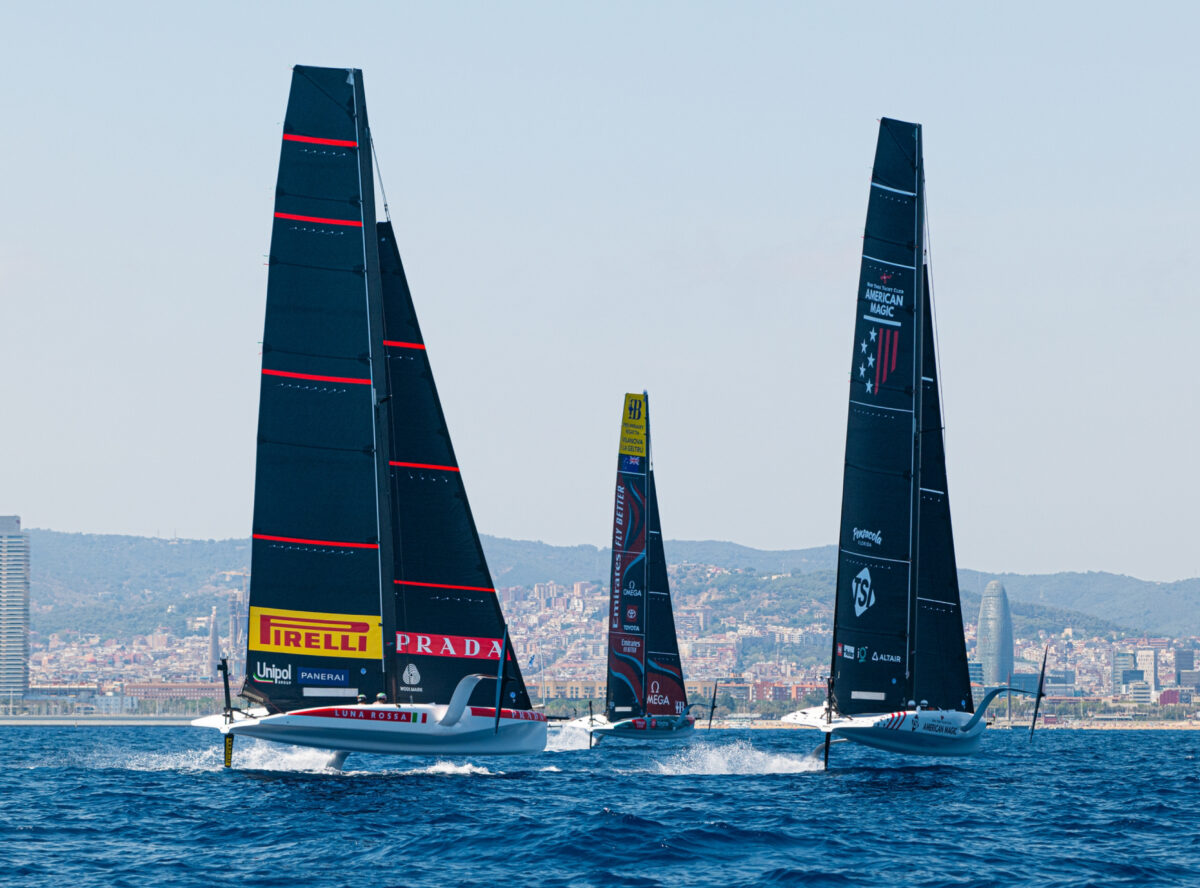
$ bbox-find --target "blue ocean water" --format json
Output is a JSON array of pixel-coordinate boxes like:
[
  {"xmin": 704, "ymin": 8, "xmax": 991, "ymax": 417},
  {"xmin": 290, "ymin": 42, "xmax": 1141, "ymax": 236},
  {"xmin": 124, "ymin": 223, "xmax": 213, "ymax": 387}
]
[{"xmin": 1, "ymin": 725, "xmax": 1196, "ymax": 887}]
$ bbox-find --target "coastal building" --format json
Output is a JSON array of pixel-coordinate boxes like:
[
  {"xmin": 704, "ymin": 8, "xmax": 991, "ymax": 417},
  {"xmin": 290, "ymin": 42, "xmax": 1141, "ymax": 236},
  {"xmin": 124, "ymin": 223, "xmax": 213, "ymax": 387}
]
[
  {"xmin": 1112, "ymin": 650, "xmax": 1136, "ymax": 692},
  {"xmin": 0, "ymin": 516, "xmax": 30, "ymax": 701},
  {"xmin": 206, "ymin": 605, "xmax": 219, "ymax": 679},
  {"xmin": 1176, "ymin": 648, "xmax": 1195, "ymax": 684},
  {"xmin": 1135, "ymin": 648, "xmax": 1159, "ymax": 690},
  {"xmin": 976, "ymin": 581, "xmax": 1013, "ymax": 686}
]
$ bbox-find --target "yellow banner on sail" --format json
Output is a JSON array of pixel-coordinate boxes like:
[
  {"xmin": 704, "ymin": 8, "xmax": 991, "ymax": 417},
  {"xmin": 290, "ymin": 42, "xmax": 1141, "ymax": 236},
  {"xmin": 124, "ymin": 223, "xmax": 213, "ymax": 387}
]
[
  {"xmin": 249, "ymin": 606, "xmax": 381, "ymax": 660},
  {"xmin": 619, "ymin": 393, "xmax": 647, "ymax": 457}
]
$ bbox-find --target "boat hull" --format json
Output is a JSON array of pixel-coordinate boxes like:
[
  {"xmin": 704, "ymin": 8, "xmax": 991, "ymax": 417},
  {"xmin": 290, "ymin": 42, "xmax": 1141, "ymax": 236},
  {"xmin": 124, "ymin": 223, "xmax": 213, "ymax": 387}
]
[
  {"xmin": 567, "ymin": 714, "xmax": 696, "ymax": 743},
  {"xmin": 783, "ymin": 705, "xmax": 984, "ymax": 757},
  {"xmin": 192, "ymin": 703, "xmax": 547, "ymax": 756}
]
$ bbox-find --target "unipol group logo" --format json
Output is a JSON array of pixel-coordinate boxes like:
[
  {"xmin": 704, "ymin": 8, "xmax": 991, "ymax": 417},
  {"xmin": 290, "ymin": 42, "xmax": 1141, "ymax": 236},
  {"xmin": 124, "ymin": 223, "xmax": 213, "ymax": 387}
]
[
  {"xmin": 853, "ymin": 567, "xmax": 875, "ymax": 617},
  {"xmin": 253, "ymin": 661, "xmax": 292, "ymax": 685},
  {"xmin": 249, "ymin": 607, "xmax": 381, "ymax": 660}
]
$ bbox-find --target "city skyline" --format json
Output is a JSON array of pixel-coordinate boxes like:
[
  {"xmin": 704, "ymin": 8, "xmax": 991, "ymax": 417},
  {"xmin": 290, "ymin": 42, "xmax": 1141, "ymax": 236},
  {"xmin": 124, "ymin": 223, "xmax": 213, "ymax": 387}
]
[{"xmin": 2, "ymin": 5, "xmax": 1199, "ymax": 581}]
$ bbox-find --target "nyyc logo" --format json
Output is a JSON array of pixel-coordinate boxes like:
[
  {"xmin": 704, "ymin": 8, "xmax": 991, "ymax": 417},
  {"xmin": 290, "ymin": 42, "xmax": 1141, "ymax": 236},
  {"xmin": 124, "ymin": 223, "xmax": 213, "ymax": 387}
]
[
  {"xmin": 250, "ymin": 607, "xmax": 381, "ymax": 660},
  {"xmin": 853, "ymin": 567, "xmax": 875, "ymax": 617},
  {"xmin": 298, "ymin": 667, "xmax": 348, "ymax": 687},
  {"xmin": 396, "ymin": 633, "xmax": 508, "ymax": 660},
  {"xmin": 852, "ymin": 527, "xmax": 882, "ymax": 548},
  {"xmin": 253, "ymin": 661, "xmax": 292, "ymax": 685}
]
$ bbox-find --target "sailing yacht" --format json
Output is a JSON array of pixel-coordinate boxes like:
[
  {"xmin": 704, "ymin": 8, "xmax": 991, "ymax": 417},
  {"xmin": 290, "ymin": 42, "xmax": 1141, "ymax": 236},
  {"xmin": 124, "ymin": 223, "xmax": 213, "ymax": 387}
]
[
  {"xmin": 192, "ymin": 65, "xmax": 545, "ymax": 762},
  {"xmin": 783, "ymin": 118, "xmax": 1040, "ymax": 761},
  {"xmin": 567, "ymin": 393, "xmax": 697, "ymax": 743}
]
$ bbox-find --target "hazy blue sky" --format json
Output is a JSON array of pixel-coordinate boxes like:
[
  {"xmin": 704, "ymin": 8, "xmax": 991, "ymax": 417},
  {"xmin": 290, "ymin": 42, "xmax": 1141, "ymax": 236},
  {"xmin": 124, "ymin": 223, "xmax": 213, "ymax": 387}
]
[{"xmin": 2, "ymin": 2, "xmax": 1197, "ymax": 581}]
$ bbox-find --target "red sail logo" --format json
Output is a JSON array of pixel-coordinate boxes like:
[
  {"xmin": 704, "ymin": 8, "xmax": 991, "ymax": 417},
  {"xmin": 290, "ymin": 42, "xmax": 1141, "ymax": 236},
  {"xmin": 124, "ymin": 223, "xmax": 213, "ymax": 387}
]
[
  {"xmin": 396, "ymin": 632, "xmax": 508, "ymax": 660},
  {"xmin": 859, "ymin": 327, "xmax": 900, "ymax": 396}
]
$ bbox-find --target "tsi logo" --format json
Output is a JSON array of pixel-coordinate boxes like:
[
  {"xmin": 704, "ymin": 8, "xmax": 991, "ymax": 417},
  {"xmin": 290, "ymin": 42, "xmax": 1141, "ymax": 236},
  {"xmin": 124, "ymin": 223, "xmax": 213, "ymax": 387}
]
[
  {"xmin": 853, "ymin": 567, "xmax": 875, "ymax": 617},
  {"xmin": 253, "ymin": 661, "xmax": 292, "ymax": 685}
]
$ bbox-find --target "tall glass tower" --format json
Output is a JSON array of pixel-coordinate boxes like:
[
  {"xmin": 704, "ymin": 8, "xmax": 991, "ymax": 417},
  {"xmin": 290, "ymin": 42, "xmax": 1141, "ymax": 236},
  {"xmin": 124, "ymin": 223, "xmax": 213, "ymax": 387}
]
[
  {"xmin": 0, "ymin": 516, "xmax": 30, "ymax": 701},
  {"xmin": 977, "ymin": 580, "xmax": 1013, "ymax": 686}
]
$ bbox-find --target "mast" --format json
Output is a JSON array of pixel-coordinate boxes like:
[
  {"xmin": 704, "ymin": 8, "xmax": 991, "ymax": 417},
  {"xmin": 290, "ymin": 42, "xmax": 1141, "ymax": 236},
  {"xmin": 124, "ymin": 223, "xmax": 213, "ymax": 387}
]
[
  {"xmin": 907, "ymin": 127, "xmax": 926, "ymax": 697},
  {"xmin": 828, "ymin": 118, "xmax": 924, "ymax": 716}
]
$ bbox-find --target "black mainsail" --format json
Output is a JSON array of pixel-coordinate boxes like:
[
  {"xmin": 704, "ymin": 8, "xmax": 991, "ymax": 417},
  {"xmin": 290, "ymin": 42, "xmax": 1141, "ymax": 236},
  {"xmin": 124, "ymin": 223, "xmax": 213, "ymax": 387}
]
[
  {"xmin": 605, "ymin": 393, "xmax": 688, "ymax": 720},
  {"xmin": 828, "ymin": 118, "xmax": 972, "ymax": 717},
  {"xmin": 243, "ymin": 65, "xmax": 529, "ymax": 715}
]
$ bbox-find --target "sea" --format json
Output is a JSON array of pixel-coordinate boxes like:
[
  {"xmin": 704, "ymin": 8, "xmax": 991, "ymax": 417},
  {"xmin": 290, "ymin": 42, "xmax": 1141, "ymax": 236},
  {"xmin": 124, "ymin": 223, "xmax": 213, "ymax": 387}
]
[{"xmin": 1, "ymin": 725, "xmax": 1195, "ymax": 887}]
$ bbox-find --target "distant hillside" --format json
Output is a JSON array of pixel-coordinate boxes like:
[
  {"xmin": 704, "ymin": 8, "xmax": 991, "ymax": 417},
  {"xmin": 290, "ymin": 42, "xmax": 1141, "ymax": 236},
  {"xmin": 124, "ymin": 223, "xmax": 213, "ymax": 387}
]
[
  {"xmin": 959, "ymin": 569, "xmax": 1200, "ymax": 637},
  {"xmin": 479, "ymin": 537, "xmax": 837, "ymax": 588},
  {"xmin": 28, "ymin": 530, "xmax": 249, "ymax": 639},
  {"xmin": 23, "ymin": 528, "xmax": 1199, "ymax": 640}
]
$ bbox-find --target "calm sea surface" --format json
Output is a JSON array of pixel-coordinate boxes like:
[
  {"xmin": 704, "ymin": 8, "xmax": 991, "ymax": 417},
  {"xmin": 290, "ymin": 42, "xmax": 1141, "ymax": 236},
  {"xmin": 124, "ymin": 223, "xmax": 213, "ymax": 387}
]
[{"xmin": 1, "ymin": 725, "xmax": 1195, "ymax": 887}]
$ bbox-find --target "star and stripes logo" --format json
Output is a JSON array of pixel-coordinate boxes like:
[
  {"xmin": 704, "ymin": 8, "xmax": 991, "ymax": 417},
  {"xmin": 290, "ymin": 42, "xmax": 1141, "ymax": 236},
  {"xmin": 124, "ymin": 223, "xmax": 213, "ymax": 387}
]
[{"xmin": 858, "ymin": 326, "xmax": 900, "ymax": 395}]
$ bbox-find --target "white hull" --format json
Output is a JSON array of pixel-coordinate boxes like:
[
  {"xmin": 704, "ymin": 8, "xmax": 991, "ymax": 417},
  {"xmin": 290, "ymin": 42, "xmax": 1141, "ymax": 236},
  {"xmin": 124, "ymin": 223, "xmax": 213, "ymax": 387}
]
[
  {"xmin": 782, "ymin": 704, "xmax": 984, "ymax": 756},
  {"xmin": 192, "ymin": 703, "xmax": 547, "ymax": 757},
  {"xmin": 564, "ymin": 713, "xmax": 696, "ymax": 744}
]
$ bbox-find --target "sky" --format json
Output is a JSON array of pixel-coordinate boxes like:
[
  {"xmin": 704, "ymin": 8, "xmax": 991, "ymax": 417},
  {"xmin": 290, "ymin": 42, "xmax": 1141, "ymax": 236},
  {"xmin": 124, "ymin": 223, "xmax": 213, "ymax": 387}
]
[{"xmin": 1, "ymin": 2, "xmax": 1197, "ymax": 582}]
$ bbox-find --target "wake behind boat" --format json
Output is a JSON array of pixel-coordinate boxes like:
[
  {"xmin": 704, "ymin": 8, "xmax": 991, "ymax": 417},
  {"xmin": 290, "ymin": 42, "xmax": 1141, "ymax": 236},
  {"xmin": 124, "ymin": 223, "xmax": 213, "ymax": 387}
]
[
  {"xmin": 783, "ymin": 118, "xmax": 1040, "ymax": 764},
  {"xmin": 574, "ymin": 393, "xmax": 698, "ymax": 744},
  {"xmin": 192, "ymin": 65, "xmax": 545, "ymax": 763}
]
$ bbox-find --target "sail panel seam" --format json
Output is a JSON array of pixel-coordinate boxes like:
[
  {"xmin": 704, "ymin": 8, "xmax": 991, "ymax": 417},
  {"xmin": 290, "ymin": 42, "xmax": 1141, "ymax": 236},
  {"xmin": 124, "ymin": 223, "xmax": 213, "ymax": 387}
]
[
  {"xmin": 274, "ymin": 211, "xmax": 363, "ymax": 228},
  {"xmin": 253, "ymin": 533, "xmax": 379, "ymax": 549},
  {"xmin": 862, "ymin": 253, "xmax": 916, "ymax": 270},
  {"xmin": 283, "ymin": 133, "xmax": 358, "ymax": 147},
  {"xmin": 262, "ymin": 369, "xmax": 370, "ymax": 385},
  {"xmin": 394, "ymin": 579, "xmax": 495, "ymax": 593}
]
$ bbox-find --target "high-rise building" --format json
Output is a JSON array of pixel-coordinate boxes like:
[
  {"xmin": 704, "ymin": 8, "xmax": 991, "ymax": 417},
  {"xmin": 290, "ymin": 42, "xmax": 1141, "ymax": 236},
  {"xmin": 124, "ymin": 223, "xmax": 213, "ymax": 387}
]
[
  {"xmin": 977, "ymin": 580, "xmax": 1013, "ymax": 686},
  {"xmin": 207, "ymin": 605, "xmax": 220, "ymax": 679},
  {"xmin": 1135, "ymin": 648, "xmax": 1160, "ymax": 691},
  {"xmin": 1112, "ymin": 649, "xmax": 1135, "ymax": 691},
  {"xmin": 0, "ymin": 516, "xmax": 30, "ymax": 700},
  {"xmin": 1177, "ymin": 648, "xmax": 1195, "ymax": 684}
]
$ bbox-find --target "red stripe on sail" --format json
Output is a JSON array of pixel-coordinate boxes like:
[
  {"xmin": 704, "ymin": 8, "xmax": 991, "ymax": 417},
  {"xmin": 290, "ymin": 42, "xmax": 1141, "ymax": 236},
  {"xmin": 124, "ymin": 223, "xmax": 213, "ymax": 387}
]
[
  {"xmin": 394, "ymin": 579, "xmax": 495, "ymax": 593},
  {"xmin": 274, "ymin": 212, "xmax": 363, "ymax": 228},
  {"xmin": 389, "ymin": 461, "xmax": 460, "ymax": 472},
  {"xmin": 890, "ymin": 330, "xmax": 898, "ymax": 373},
  {"xmin": 282, "ymin": 134, "xmax": 358, "ymax": 147},
  {"xmin": 382, "ymin": 340, "xmax": 426, "ymax": 350},
  {"xmin": 876, "ymin": 332, "xmax": 887, "ymax": 391},
  {"xmin": 262, "ymin": 369, "xmax": 371, "ymax": 385},
  {"xmin": 253, "ymin": 533, "xmax": 379, "ymax": 549}
]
